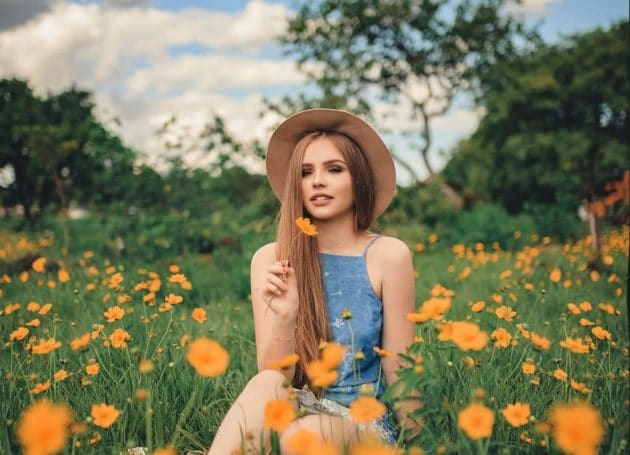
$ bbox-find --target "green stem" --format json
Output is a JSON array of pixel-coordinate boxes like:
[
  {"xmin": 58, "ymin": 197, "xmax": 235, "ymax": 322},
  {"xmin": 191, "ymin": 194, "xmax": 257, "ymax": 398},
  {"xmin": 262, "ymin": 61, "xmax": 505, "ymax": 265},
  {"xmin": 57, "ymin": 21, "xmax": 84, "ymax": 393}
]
[
  {"xmin": 146, "ymin": 386, "xmax": 153, "ymax": 450},
  {"xmin": 169, "ymin": 385, "xmax": 199, "ymax": 448}
]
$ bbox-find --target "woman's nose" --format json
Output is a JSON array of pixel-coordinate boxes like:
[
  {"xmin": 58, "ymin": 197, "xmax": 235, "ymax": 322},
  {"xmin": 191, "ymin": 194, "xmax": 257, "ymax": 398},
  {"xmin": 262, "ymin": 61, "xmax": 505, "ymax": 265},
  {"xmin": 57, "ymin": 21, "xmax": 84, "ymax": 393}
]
[{"xmin": 312, "ymin": 169, "xmax": 325, "ymax": 187}]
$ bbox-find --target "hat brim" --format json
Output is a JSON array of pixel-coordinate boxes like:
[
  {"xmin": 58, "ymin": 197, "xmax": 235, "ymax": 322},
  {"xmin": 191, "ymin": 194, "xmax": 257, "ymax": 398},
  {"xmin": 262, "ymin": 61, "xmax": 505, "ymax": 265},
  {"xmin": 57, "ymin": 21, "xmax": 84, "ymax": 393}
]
[{"xmin": 266, "ymin": 109, "xmax": 396, "ymax": 221}]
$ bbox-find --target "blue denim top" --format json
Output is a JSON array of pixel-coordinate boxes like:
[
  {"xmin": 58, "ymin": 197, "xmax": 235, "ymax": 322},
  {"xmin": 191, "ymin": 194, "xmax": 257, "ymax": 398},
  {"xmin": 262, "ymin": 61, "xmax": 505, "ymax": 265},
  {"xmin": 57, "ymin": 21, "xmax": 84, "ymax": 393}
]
[{"xmin": 320, "ymin": 235, "xmax": 385, "ymax": 407}]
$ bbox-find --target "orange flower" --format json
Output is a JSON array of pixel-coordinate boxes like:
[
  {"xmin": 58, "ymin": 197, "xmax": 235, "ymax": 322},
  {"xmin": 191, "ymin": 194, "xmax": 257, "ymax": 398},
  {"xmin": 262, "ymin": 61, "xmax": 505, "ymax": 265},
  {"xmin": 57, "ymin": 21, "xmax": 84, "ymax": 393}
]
[
  {"xmin": 591, "ymin": 326, "xmax": 612, "ymax": 341},
  {"xmin": 54, "ymin": 370, "xmax": 69, "ymax": 382},
  {"xmin": 295, "ymin": 217, "xmax": 318, "ymax": 236},
  {"xmin": 529, "ymin": 332, "xmax": 551, "ymax": 350},
  {"xmin": 70, "ymin": 333, "xmax": 91, "ymax": 351},
  {"xmin": 153, "ymin": 448, "xmax": 176, "ymax": 455},
  {"xmin": 285, "ymin": 428, "xmax": 319, "ymax": 453},
  {"xmin": 31, "ymin": 381, "xmax": 51, "ymax": 394},
  {"xmin": 164, "ymin": 293, "xmax": 183, "ymax": 305},
  {"xmin": 458, "ymin": 403, "xmax": 494, "ymax": 439},
  {"xmin": 470, "ymin": 301, "xmax": 486, "ymax": 312},
  {"xmin": 449, "ymin": 321, "xmax": 488, "ymax": 351},
  {"xmin": 192, "ymin": 308, "xmax": 207, "ymax": 323},
  {"xmin": 186, "ymin": 337, "xmax": 229, "ymax": 377},
  {"xmin": 306, "ymin": 360, "xmax": 338, "ymax": 388},
  {"xmin": 103, "ymin": 306, "xmax": 125, "ymax": 323},
  {"xmin": 108, "ymin": 328, "xmax": 130, "ymax": 349},
  {"xmin": 350, "ymin": 442, "xmax": 398, "ymax": 454},
  {"xmin": 17, "ymin": 400, "xmax": 72, "ymax": 455},
  {"xmin": 372, "ymin": 346, "xmax": 393, "ymax": 359},
  {"xmin": 348, "ymin": 396, "xmax": 386, "ymax": 423},
  {"xmin": 419, "ymin": 297, "xmax": 451, "ymax": 320},
  {"xmin": 406, "ymin": 312, "xmax": 431, "ymax": 323},
  {"xmin": 522, "ymin": 361, "xmax": 536, "ymax": 375},
  {"xmin": 560, "ymin": 337, "xmax": 590, "ymax": 354},
  {"xmin": 58, "ymin": 269, "xmax": 70, "ymax": 283},
  {"xmin": 9, "ymin": 327, "xmax": 29, "ymax": 341},
  {"xmin": 32, "ymin": 257, "xmax": 47, "ymax": 273},
  {"xmin": 566, "ymin": 303, "xmax": 581, "ymax": 315},
  {"xmin": 598, "ymin": 303, "xmax": 615, "ymax": 314},
  {"xmin": 263, "ymin": 399, "xmax": 296, "ymax": 432},
  {"xmin": 107, "ymin": 272, "xmax": 124, "ymax": 290},
  {"xmin": 553, "ymin": 368, "xmax": 568, "ymax": 382},
  {"xmin": 570, "ymin": 380, "xmax": 592, "ymax": 394},
  {"xmin": 549, "ymin": 268, "xmax": 562, "ymax": 283},
  {"xmin": 579, "ymin": 318, "xmax": 594, "ymax": 326},
  {"xmin": 502, "ymin": 402, "xmax": 531, "ymax": 427},
  {"xmin": 268, "ymin": 353, "xmax": 300, "ymax": 370},
  {"xmin": 320, "ymin": 342, "xmax": 346, "ymax": 369},
  {"xmin": 86, "ymin": 363, "xmax": 100, "ymax": 375},
  {"xmin": 90, "ymin": 403, "xmax": 120, "ymax": 428},
  {"xmin": 32, "ymin": 338, "xmax": 62, "ymax": 355},
  {"xmin": 495, "ymin": 305, "xmax": 517, "ymax": 322},
  {"xmin": 549, "ymin": 402, "xmax": 604, "ymax": 455},
  {"xmin": 491, "ymin": 327, "xmax": 511, "ymax": 348}
]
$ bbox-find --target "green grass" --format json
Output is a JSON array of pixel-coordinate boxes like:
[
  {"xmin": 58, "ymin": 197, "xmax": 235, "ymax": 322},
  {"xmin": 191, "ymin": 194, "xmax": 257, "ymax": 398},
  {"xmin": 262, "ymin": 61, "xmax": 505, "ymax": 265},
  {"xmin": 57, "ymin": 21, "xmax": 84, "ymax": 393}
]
[{"xmin": 0, "ymin": 224, "xmax": 627, "ymax": 454}]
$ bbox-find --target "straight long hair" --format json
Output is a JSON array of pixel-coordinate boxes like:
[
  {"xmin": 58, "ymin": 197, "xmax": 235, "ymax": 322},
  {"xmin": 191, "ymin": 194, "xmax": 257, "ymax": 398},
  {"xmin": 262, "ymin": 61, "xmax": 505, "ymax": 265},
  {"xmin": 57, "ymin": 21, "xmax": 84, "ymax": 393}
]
[{"xmin": 275, "ymin": 131, "xmax": 376, "ymax": 389}]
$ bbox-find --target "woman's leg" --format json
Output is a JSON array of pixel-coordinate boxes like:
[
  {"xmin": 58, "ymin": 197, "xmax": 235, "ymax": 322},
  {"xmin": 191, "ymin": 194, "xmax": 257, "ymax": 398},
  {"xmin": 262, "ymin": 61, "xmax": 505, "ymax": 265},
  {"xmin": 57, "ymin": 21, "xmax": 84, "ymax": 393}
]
[
  {"xmin": 279, "ymin": 414, "xmax": 359, "ymax": 454},
  {"xmin": 207, "ymin": 369, "xmax": 289, "ymax": 455}
]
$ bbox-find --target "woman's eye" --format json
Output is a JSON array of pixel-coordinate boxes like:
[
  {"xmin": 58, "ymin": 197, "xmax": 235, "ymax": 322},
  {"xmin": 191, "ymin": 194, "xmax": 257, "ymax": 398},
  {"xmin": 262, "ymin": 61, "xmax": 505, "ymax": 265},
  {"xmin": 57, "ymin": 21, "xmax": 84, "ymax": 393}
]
[
  {"xmin": 301, "ymin": 170, "xmax": 312, "ymax": 177},
  {"xmin": 329, "ymin": 167, "xmax": 342, "ymax": 173}
]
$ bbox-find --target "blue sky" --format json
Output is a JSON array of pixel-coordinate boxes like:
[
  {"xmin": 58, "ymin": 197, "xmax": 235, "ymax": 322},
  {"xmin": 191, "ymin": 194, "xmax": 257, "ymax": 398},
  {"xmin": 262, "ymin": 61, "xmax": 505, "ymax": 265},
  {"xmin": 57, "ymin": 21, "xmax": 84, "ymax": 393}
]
[{"xmin": 0, "ymin": 0, "xmax": 627, "ymax": 183}]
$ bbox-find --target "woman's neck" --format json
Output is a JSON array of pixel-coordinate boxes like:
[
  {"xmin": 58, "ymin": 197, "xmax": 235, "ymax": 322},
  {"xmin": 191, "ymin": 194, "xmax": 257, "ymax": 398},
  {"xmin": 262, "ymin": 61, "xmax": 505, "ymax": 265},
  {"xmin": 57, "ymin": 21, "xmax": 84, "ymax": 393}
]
[{"xmin": 312, "ymin": 214, "xmax": 370, "ymax": 255}]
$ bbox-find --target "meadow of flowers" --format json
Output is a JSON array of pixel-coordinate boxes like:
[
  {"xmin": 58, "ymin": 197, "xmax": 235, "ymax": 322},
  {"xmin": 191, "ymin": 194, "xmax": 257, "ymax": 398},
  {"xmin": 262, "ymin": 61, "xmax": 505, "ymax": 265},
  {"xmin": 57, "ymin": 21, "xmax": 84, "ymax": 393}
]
[{"xmin": 0, "ymin": 223, "xmax": 628, "ymax": 454}]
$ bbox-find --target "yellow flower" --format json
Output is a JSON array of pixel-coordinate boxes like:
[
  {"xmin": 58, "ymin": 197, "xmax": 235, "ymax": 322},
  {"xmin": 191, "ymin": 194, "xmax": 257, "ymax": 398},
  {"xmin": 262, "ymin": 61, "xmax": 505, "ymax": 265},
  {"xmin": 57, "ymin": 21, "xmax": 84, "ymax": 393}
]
[
  {"xmin": 164, "ymin": 293, "xmax": 183, "ymax": 305},
  {"xmin": 458, "ymin": 403, "xmax": 494, "ymax": 439},
  {"xmin": 186, "ymin": 338, "xmax": 229, "ymax": 377},
  {"xmin": 103, "ymin": 305, "xmax": 125, "ymax": 323},
  {"xmin": 109, "ymin": 328, "xmax": 130, "ymax": 349},
  {"xmin": 348, "ymin": 396, "xmax": 386, "ymax": 423},
  {"xmin": 549, "ymin": 402, "xmax": 603, "ymax": 455},
  {"xmin": 502, "ymin": 402, "xmax": 531, "ymax": 427},
  {"xmin": 192, "ymin": 308, "xmax": 207, "ymax": 323},
  {"xmin": 570, "ymin": 380, "xmax": 592, "ymax": 394},
  {"xmin": 263, "ymin": 399, "xmax": 296, "ymax": 432},
  {"xmin": 32, "ymin": 257, "xmax": 47, "ymax": 273},
  {"xmin": 579, "ymin": 318, "xmax": 594, "ymax": 327},
  {"xmin": 90, "ymin": 403, "xmax": 120, "ymax": 428},
  {"xmin": 17, "ymin": 400, "xmax": 72, "ymax": 455},
  {"xmin": 32, "ymin": 338, "xmax": 62, "ymax": 355},
  {"xmin": 107, "ymin": 272, "xmax": 124, "ymax": 290},
  {"xmin": 295, "ymin": 216, "xmax": 318, "ymax": 236},
  {"xmin": 566, "ymin": 303, "xmax": 581, "ymax": 314},
  {"xmin": 305, "ymin": 360, "xmax": 338, "ymax": 388}
]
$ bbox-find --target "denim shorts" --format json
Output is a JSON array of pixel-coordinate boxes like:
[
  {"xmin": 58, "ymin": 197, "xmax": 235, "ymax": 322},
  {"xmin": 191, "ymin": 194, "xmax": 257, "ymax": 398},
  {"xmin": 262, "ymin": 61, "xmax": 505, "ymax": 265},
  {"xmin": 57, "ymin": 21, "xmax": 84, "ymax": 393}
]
[{"xmin": 293, "ymin": 388, "xmax": 399, "ymax": 445}]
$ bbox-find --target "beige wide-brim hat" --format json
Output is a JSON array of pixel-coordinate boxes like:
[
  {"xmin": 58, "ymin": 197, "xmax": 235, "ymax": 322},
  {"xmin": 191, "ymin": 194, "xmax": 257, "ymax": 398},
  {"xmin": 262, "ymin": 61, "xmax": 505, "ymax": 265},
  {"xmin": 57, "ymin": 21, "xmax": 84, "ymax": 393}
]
[{"xmin": 266, "ymin": 108, "xmax": 396, "ymax": 220}]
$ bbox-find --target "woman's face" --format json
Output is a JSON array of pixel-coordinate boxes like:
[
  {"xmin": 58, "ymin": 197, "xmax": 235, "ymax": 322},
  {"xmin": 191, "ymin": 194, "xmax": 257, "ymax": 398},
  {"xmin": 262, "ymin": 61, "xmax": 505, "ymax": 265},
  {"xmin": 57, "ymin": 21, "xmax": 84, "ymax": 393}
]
[{"xmin": 301, "ymin": 137, "xmax": 354, "ymax": 222}]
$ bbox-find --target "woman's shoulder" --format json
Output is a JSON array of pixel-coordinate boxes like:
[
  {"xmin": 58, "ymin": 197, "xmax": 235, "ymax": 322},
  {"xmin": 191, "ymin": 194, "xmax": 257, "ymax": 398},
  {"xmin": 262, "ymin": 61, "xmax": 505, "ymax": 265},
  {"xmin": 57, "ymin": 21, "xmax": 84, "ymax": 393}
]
[
  {"xmin": 251, "ymin": 242, "xmax": 277, "ymax": 266},
  {"xmin": 371, "ymin": 235, "xmax": 412, "ymax": 264}
]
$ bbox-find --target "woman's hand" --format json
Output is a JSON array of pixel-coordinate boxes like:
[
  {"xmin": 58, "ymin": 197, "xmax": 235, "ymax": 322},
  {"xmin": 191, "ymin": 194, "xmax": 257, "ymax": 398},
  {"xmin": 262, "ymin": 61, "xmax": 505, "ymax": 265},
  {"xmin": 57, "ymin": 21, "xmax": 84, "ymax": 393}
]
[{"xmin": 262, "ymin": 260, "xmax": 299, "ymax": 323}]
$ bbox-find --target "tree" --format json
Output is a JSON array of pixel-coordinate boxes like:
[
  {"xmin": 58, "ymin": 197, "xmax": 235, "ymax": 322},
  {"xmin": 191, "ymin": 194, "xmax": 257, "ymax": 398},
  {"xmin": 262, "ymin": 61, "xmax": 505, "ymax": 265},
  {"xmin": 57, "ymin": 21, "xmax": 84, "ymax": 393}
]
[
  {"xmin": 442, "ymin": 21, "xmax": 629, "ymax": 249},
  {"xmin": 273, "ymin": 0, "xmax": 539, "ymax": 183}
]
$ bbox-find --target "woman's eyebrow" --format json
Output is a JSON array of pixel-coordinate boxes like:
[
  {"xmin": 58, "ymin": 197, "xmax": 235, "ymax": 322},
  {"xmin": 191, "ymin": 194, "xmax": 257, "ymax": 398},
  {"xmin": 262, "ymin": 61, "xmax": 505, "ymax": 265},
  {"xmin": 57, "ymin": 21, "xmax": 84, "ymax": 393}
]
[{"xmin": 302, "ymin": 159, "xmax": 346, "ymax": 167}]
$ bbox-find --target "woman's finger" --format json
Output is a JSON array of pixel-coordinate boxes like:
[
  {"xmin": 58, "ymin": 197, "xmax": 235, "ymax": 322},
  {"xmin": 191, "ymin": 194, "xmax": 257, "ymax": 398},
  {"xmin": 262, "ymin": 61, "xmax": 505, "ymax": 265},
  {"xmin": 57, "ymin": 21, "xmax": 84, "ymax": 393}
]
[{"xmin": 267, "ymin": 274, "xmax": 288, "ymax": 291}]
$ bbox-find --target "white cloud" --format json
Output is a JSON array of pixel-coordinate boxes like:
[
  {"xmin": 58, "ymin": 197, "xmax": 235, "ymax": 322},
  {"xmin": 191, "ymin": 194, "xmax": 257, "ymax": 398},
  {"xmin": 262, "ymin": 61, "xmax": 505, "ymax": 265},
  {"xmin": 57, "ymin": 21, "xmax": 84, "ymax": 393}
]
[{"xmin": 506, "ymin": 0, "xmax": 561, "ymax": 15}]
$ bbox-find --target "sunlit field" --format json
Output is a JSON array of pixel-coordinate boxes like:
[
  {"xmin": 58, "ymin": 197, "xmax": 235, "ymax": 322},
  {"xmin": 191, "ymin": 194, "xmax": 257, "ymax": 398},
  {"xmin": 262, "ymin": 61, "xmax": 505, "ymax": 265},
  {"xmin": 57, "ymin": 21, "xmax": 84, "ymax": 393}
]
[{"xmin": 1, "ymin": 224, "xmax": 627, "ymax": 454}]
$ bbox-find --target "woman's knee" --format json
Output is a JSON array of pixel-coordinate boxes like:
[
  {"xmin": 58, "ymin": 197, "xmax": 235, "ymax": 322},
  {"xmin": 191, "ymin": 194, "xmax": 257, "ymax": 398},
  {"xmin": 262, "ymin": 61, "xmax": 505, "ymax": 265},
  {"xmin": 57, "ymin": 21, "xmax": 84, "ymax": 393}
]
[{"xmin": 243, "ymin": 369, "xmax": 288, "ymax": 395}]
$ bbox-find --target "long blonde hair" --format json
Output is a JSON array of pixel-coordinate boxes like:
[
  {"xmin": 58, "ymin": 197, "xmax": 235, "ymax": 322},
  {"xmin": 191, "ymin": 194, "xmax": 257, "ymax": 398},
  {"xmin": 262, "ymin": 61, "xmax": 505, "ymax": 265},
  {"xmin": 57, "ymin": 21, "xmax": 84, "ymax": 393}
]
[{"xmin": 275, "ymin": 131, "xmax": 377, "ymax": 389}]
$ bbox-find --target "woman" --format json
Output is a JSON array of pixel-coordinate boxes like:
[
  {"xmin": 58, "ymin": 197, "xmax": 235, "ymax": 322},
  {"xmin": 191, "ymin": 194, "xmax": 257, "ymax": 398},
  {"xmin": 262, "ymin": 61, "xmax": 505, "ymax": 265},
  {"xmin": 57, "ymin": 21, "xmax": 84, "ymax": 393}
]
[{"xmin": 208, "ymin": 109, "xmax": 416, "ymax": 454}]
